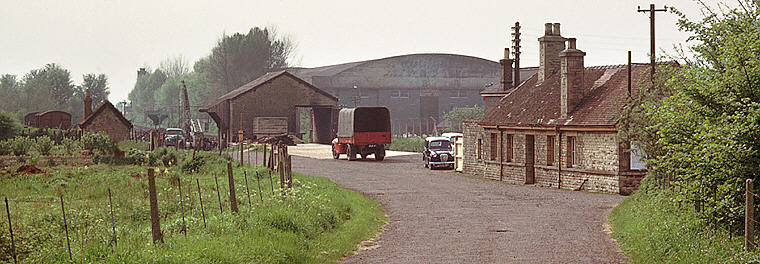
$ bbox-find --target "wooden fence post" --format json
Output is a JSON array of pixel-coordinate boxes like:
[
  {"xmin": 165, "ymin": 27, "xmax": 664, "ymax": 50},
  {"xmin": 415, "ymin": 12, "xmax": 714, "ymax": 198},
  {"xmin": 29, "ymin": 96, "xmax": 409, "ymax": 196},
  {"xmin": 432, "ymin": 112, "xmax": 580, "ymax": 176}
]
[
  {"xmin": 107, "ymin": 189, "xmax": 117, "ymax": 251},
  {"xmin": 5, "ymin": 198, "xmax": 17, "ymax": 264},
  {"xmin": 747, "ymin": 178, "xmax": 755, "ymax": 251},
  {"xmin": 287, "ymin": 155, "xmax": 293, "ymax": 189},
  {"xmin": 148, "ymin": 168, "xmax": 163, "ymax": 244},
  {"xmin": 214, "ymin": 173, "xmax": 223, "ymax": 213},
  {"xmin": 244, "ymin": 170, "xmax": 252, "ymax": 209},
  {"xmin": 196, "ymin": 179, "xmax": 206, "ymax": 228},
  {"xmin": 178, "ymin": 178, "xmax": 187, "ymax": 237},
  {"xmin": 227, "ymin": 162, "xmax": 238, "ymax": 214},
  {"xmin": 59, "ymin": 196, "xmax": 72, "ymax": 260}
]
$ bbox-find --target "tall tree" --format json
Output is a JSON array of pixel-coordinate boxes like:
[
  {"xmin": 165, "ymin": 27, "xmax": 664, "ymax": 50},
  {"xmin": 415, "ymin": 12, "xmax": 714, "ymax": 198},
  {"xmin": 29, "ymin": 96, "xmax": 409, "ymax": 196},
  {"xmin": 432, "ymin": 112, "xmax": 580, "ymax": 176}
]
[
  {"xmin": 200, "ymin": 27, "xmax": 293, "ymax": 97},
  {"xmin": 0, "ymin": 74, "xmax": 22, "ymax": 115},
  {"xmin": 21, "ymin": 63, "xmax": 75, "ymax": 113},
  {"xmin": 159, "ymin": 55, "xmax": 190, "ymax": 79},
  {"xmin": 78, "ymin": 73, "xmax": 110, "ymax": 106}
]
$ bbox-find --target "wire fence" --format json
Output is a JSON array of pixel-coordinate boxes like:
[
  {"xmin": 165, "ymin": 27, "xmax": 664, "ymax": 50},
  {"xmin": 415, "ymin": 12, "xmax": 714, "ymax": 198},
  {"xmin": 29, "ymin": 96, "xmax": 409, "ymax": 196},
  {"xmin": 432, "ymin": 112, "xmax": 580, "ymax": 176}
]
[{"xmin": 0, "ymin": 143, "xmax": 294, "ymax": 263}]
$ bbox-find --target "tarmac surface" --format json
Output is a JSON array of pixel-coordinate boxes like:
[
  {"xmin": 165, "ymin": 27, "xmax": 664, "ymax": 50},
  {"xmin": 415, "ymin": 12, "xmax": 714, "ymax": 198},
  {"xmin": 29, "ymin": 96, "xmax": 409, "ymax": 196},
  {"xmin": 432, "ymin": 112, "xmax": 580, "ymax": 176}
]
[{"xmin": 240, "ymin": 144, "xmax": 627, "ymax": 263}]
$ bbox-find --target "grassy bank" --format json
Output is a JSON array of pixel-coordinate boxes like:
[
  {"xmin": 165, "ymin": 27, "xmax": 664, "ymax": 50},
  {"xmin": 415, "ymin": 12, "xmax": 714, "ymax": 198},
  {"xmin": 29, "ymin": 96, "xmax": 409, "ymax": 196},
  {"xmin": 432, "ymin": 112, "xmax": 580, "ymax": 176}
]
[
  {"xmin": 0, "ymin": 152, "xmax": 385, "ymax": 263},
  {"xmin": 387, "ymin": 137, "xmax": 424, "ymax": 152},
  {"xmin": 609, "ymin": 189, "xmax": 760, "ymax": 263}
]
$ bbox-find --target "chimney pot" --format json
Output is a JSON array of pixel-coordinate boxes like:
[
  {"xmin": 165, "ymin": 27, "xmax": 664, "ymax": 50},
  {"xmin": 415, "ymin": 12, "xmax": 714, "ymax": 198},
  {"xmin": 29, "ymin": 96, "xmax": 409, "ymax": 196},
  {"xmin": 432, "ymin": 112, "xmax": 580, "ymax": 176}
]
[
  {"xmin": 544, "ymin": 23, "xmax": 553, "ymax": 35},
  {"xmin": 553, "ymin": 23, "xmax": 561, "ymax": 36},
  {"xmin": 567, "ymin": 38, "xmax": 577, "ymax": 49},
  {"xmin": 504, "ymin": 48, "xmax": 510, "ymax": 60}
]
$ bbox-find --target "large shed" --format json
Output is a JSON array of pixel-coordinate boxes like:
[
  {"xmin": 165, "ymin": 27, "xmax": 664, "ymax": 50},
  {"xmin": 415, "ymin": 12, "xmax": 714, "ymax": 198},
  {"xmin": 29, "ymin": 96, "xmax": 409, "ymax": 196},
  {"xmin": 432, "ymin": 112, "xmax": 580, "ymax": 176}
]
[{"xmin": 200, "ymin": 71, "xmax": 338, "ymax": 146}]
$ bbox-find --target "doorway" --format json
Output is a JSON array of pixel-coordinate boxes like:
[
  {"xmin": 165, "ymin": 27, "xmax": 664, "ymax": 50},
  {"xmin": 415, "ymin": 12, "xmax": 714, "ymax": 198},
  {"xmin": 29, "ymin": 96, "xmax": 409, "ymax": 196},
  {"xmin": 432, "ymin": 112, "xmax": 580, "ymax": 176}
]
[{"xmin": 525, "ymin": 135, "xmax": 535, "ymax": 184}]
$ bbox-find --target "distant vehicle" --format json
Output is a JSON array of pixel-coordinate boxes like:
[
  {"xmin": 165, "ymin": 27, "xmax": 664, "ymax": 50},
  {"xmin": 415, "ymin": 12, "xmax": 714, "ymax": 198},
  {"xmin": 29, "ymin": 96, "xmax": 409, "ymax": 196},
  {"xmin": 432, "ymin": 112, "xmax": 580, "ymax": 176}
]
[
  {"xmin": 441, "ymin": 132, "xmax": 463, "ymax": 144},
  {"xmin": 164, "ymin": 128, "xmax": 185, "ymax": 147},
  {"xmin": 331, "ymin": 107, "xmax": 391, "ymax": 161},
  {"xmin": 423, "ymin": 136, "xmax": 454, "ymax": 169}
]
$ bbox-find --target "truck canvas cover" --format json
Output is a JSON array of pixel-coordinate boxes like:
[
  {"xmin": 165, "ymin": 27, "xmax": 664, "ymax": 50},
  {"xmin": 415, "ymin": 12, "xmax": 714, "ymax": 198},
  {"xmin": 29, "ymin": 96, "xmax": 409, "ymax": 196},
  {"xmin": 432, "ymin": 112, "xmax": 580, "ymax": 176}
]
[{"xmin": 337, "ymin": 107, "xmax": 391, "ymax": 138}]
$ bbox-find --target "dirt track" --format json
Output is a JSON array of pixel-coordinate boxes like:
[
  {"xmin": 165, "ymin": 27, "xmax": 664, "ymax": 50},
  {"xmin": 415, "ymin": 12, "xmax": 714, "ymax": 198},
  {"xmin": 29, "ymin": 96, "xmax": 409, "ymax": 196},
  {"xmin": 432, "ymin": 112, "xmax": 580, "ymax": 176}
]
[{"xmin": 241, "ymin": 144, "xmax": 627, "ymax": 263}]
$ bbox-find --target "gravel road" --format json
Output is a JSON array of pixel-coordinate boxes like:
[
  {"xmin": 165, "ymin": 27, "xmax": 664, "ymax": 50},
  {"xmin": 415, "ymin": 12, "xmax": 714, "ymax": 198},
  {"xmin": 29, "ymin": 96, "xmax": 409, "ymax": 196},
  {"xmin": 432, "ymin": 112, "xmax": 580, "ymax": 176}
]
[{"xmin": 240, "ymin": 144, "xmax": 627, "ymax": 263}]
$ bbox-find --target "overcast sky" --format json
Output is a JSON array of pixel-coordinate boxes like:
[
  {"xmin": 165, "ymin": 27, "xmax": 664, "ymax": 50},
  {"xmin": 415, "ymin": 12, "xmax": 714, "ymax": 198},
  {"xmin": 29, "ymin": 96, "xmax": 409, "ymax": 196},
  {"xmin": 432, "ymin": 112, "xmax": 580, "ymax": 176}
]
[{"xmin": 1, "ymin": 0, "xmax": 715, "ymax": 103}]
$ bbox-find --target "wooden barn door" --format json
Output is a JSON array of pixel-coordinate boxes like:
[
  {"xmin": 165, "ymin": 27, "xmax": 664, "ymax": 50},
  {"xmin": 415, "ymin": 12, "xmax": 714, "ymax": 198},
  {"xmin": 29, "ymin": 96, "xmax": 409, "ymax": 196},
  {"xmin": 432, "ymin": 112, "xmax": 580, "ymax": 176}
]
[{"xmin": 525, "ymin": 135, "xmax": 535, "ymax": 184}]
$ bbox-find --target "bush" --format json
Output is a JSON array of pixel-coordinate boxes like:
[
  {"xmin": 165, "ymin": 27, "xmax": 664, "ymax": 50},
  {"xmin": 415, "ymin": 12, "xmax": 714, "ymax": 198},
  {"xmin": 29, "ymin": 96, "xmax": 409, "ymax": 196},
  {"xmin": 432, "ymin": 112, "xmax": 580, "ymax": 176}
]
[
  {"xmin": 10, "ymin": 136, "xmax": 33, "ymax": 156},
  {"xmin": 0, "ymin": 110, "xmax": 21, "ymax": 141},
  {"xmin": 0, "ymin": 140, "xmax": 10, "ymax": 155},
  {"xmin": 35, "ymin": 136, "xmax": 53, "ymax": 155},
  {"xmin": 152, "ymin": 147, "xmax": 178, "ymax": 167},
  {"xmin": 61, "ymin": 138, "xmax": 80, "ymax": 155},
  {"xmin": 82, "ymin": 132, "xmax": 116, "ymax": 153}
]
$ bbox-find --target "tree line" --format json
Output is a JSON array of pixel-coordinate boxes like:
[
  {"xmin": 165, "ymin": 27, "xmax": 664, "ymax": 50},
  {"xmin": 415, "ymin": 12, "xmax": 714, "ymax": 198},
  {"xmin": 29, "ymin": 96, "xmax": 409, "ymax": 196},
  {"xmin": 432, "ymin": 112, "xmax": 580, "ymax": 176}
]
[
  {"xmin": 0, "ymin": 64, "xmax": 109, "ymax": 125},
  {"xmin": 127, "ymin": 27, "xmax": 293, "ymax": 127}
]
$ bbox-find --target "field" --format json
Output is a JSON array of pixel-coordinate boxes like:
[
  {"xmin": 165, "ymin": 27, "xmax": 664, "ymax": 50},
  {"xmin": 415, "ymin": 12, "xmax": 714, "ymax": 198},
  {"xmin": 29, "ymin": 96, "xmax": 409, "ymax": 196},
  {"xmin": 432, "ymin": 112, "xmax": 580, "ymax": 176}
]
[
  {"xmin": 609, "ymin": 189, "xmax": 760, "ymax": 263},
  {"xmin": 0, "ymin": 151, "xmax": 385, "ymax": 263}
]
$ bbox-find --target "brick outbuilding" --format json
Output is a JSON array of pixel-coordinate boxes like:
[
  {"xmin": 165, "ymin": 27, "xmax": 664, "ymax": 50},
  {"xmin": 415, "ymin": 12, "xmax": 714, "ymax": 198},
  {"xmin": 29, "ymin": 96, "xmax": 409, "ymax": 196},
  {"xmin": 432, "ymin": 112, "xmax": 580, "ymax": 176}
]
[
  {"xmin": 463, "ymin": 23, "xmax": 655, "ymax": 195},
  {"xmin": 79, "ymin": 100, "xmax": 133, "ymax": 142}
]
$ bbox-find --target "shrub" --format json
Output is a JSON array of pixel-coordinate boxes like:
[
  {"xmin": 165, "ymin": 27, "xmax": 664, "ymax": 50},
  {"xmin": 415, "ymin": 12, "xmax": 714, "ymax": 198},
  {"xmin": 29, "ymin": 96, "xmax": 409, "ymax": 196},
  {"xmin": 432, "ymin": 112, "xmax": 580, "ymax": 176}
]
[
  {"xmin": 0, "ymin": 140, "xmax": 10, "ymax": 155},
  {"xmin": 10, "ymin": 136, "xmax": 33, "ymax": 156},
  {"xmin": 35, "ymin": 136, "xmax": 53, "ymax": 155},
  {"xmin": 0, "ymin": 110, "xmax": 21, "ymax": 141},
  {"xmin": 82, "ymin": 132, "xmax": 116, "ymax": 153},
  {"xmin": 61, "ymin": 138, "xmax": 80, "ymax": 155},
  {"xmin": 152, "ymin": 147, "xmax": 178, "ymax": 167}
]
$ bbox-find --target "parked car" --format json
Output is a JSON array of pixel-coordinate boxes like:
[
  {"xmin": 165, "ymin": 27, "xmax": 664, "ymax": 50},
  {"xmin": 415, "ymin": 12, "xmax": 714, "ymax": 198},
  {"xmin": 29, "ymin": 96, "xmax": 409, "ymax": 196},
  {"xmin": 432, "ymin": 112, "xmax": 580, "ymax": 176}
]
[
  {"xmin": 423, "ymin": 136, "xmax": 454, "ymax": 169},
  {"xmin": 332, "ymin": 107, "xmax": 391, "ymax": 161},
  {"xmin": 441, "ymin": 132, "xmax": 463, "ymax": 144},
  {"xmin": 164, "ymin": 128, "xmax": 184, "ymax": 147}
]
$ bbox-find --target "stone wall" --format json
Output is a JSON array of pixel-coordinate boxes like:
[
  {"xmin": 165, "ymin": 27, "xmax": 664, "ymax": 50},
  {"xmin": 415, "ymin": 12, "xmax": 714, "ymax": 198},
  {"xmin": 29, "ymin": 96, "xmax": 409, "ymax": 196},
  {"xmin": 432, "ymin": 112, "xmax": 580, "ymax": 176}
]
[
  {"xmin": 83, "ymin": 108, "xmax": 130, "ymax": 142},
  {"xmin": 462, "ymin": 122, "xmax": 629, "ymax": 194}
]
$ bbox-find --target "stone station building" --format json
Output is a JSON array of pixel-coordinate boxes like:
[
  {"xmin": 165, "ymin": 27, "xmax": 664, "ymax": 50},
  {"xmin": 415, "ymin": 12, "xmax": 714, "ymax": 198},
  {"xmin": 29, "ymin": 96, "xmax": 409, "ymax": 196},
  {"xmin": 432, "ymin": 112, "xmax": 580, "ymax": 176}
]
[{"xmin": 463, "ymin": 23, "xmax": 648, "ymax": 194}]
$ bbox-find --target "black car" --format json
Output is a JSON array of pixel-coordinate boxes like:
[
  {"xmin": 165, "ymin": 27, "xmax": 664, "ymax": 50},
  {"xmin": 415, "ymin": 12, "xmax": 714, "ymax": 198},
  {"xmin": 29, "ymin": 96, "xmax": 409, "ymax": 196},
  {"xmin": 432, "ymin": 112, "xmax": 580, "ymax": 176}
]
[{"xmin": 423, "ymin": 137, "xmax": 454, "ymax": 170}]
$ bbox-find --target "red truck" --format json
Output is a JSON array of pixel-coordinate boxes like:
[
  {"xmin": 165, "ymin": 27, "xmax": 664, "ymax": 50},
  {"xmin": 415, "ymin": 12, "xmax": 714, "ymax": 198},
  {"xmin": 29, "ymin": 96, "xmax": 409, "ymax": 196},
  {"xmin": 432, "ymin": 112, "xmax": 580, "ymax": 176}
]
[{"xmin": 331, "ymin": 107, "xmax": 391, "ymax": 161}]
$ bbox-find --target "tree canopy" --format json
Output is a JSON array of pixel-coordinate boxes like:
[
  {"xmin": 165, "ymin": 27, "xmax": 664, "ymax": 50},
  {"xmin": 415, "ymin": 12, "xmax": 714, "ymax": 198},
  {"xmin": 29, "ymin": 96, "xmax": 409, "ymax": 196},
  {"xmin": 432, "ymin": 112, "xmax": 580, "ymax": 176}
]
[
  {"xmin": 126, "ymin": 26, "xmax": 294, "ymax": 127},
  {"xmin": 619, "ymin": 0, "xmax": 760, "ymax": 230}
]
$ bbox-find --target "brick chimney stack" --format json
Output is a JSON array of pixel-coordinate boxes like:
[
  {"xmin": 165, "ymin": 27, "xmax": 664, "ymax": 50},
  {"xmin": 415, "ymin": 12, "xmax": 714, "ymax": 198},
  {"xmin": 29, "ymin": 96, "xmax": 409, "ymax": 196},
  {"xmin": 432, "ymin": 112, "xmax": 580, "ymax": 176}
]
[
  {"xmin": 84, "ymin": 89, "xmax": 92, "ymax": 119},
  {"xmin": 538, "ymin": 23, "xmax": 566, "ymax": 83},
  {"xmin": 560, "ymin": 38, "xmax": 586, "ymax": 118},
  {"xmin": 500, "ymin": 48, "xmax": 514, "ymax": 91}
]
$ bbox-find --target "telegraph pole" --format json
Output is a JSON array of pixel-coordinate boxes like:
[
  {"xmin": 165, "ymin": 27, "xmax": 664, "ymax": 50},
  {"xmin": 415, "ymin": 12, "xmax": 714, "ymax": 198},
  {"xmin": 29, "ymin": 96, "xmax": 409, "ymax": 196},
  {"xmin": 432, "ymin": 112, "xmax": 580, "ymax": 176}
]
[
  {"xmin": 638, "ymin": 4, "xmax": 667, "ymax": 82},
  {"xmin": 511, "ymin": 22, "xmax": 522, "ymax": 87}
]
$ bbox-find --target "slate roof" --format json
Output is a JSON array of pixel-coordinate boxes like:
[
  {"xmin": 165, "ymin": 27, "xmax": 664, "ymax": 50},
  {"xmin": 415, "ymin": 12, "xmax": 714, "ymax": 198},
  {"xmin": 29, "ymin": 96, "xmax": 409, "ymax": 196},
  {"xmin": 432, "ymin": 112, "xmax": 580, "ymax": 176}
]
[
  {"xmin": 79, "ymin": 100, "xmax": 133, "ymax": 128},
  {"xmin": 480, "ymin": 63, "xmax": 655, "ymax": 127},
  {"xmin": 479, "ymin": 67, "xmax": 540, "ymax": 95},
  {"xmin": 200, "ymin": 70, "xmax": 337, "ymax": 112}
]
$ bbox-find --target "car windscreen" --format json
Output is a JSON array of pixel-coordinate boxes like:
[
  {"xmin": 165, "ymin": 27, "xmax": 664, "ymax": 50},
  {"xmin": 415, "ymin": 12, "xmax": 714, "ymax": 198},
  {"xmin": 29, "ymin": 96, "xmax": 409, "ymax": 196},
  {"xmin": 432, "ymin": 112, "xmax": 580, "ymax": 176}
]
[
  {"xmin": 166, "ymin": 130, "xmax": 182, "ymax": 135},
  {"xmin": 429, "ymin": 140, "xmax": 451, "ymax": 149}
]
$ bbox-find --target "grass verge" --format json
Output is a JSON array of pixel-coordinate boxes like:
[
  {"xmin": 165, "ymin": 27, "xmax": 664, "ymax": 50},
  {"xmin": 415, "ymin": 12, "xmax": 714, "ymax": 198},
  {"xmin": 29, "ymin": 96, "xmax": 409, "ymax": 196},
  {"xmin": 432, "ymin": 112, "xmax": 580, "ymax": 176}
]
[
  {"xmin": 609, "ymin": 189, "xmax": 760, "ymax": 263},
  {"xmin": 387, "ymin": 137, "xmax": 424, "ymax": 152},
  {"xmin": 0, "ymin": 152, "xmax": 385, "ymax": 263}
]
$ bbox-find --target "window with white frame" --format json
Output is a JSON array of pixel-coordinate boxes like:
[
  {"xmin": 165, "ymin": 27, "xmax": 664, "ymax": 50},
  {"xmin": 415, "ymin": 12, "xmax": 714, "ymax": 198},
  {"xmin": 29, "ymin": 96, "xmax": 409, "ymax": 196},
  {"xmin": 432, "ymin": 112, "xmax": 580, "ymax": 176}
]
[{"xmin": 630, "ymin": 142, "xmax": 647, "ymax": 170}]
